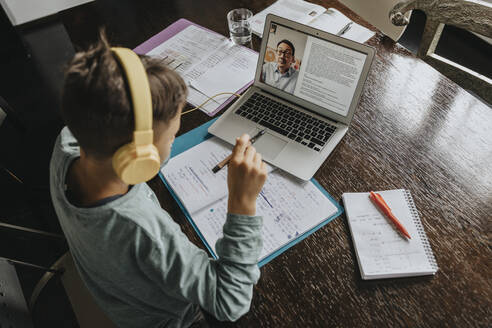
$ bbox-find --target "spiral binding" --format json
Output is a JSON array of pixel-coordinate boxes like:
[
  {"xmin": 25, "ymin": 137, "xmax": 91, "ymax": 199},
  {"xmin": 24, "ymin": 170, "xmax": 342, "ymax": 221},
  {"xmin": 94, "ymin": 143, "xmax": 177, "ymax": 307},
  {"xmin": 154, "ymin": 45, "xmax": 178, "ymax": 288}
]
[{"xmin": 404, "ymin": 190, "xmax": 438, "ymax": 271}]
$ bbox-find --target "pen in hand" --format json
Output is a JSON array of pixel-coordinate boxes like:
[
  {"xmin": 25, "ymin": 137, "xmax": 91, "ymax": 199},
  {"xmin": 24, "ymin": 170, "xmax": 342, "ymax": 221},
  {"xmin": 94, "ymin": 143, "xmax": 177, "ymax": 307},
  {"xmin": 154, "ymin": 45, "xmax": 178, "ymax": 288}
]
[{"xmin": 212, "ymin": 129, "xmax": 266, "ymax": 173}]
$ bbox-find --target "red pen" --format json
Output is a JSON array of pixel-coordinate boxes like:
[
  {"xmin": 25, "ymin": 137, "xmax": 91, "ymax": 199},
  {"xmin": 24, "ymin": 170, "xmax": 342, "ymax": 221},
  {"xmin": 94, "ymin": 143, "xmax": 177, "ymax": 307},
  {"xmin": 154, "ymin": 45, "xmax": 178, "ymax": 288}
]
[{"xmin": 369, "ymin": 191, "xmax": 411, "ymax": 239}]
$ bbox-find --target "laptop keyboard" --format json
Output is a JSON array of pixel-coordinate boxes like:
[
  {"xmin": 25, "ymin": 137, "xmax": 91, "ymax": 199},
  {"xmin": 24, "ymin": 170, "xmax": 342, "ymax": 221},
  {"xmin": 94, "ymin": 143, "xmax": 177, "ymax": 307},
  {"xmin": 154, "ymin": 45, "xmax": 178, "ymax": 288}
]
[{"xmin": 234, "ymin": 93, "xmax": 337, "ymax": 151}]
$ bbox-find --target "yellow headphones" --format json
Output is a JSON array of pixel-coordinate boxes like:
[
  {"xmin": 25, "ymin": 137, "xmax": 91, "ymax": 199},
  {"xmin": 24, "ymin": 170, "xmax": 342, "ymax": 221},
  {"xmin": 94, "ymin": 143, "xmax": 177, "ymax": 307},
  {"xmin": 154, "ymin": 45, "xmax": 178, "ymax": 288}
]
[{"xmin": 111, "ymin": 47, "xmax": 161, "ymax": 185}]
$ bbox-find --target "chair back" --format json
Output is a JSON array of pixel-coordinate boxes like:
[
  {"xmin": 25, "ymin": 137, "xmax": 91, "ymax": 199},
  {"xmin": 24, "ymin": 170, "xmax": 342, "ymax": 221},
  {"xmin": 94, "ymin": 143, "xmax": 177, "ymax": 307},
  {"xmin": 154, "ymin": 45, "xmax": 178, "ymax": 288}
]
[
  {"xmin": 59, "ymin": 253, "xmax": 118, "ymax": 328},
  {"xmin": 0, "ymin": 258, "xmax": 34, "ymax": 328},
  {"xmin": 31, "ymin": 252, "xmax": 118, "ymax": 328}
]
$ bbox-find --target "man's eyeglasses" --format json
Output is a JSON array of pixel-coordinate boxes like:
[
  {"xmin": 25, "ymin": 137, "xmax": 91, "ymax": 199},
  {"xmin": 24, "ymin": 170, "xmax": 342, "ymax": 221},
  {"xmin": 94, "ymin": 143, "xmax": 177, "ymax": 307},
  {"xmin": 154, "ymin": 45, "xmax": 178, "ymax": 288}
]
[{"xmin": 276, "ymin": 49, "xmax": 292, "ymax": 57}]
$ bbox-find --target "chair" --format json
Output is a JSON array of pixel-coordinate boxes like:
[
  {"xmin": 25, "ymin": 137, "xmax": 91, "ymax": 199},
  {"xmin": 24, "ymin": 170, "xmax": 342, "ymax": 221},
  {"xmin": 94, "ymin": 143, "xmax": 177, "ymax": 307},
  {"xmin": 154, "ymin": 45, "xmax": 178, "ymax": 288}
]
[
  {"xmin": 0, "ymin": 94, "xmax": 63, "ymax": 327},
  {"xmin": 389, "ymin": 0, "xmax": 492, "ymax": 104},
  {"xmin": 0, "ymin": 95, "xmax": 26, "ymax": 177},
  {"xmin": 1, "ymin": 252, "xmax": 117, "ymax": 328},
  {"xmin": 31, "ymin": 252, "xmax": 118, "ymax": 328},
  {"xmin": 1, "ymin": 94, "xmax": 65, "ymax": 264},
  {"xmin": 1, "ymin": 96, "xmax": 117, "ymax": 327}
]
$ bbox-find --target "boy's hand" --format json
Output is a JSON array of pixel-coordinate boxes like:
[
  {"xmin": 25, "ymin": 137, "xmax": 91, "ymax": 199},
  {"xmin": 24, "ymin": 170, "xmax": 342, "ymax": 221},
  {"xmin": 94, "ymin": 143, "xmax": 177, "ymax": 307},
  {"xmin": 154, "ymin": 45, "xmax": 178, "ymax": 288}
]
[{"xmin": 227, "ymin": 134, "xmax": 268, "ymax": 216}]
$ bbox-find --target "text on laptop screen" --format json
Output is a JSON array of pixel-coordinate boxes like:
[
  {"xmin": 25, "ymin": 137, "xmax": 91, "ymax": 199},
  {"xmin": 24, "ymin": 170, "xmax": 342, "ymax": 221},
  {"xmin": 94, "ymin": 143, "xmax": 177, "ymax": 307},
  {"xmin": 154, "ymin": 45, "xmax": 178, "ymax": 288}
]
[{"xmin": 260, "ymin": 23, "xmax": 367, "ymax": 117}]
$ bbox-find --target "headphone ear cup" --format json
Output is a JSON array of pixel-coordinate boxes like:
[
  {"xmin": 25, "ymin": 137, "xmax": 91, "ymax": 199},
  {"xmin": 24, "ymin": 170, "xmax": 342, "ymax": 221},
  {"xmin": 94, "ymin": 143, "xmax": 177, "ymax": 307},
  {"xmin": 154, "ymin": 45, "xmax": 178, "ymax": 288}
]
[{"xmin": 113, "ymin": 142, "xmax": 161, "ymax": 185}]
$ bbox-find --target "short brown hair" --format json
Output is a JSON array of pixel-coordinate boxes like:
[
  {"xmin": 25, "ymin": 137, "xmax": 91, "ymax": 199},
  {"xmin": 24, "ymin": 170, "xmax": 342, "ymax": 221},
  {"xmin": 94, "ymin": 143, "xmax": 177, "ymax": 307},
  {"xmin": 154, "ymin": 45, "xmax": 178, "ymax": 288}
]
[{"xmin": 61, "ymin": 33, "xmax": 187, "ymax": 159}]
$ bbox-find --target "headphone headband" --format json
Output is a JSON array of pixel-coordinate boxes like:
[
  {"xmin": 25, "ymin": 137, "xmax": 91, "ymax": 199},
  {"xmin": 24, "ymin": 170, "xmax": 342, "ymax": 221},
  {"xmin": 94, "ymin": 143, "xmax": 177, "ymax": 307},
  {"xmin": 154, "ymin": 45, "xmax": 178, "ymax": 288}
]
[{"xmin": 111, "ymin": 47, "xmax": 153, "ymax": 145}]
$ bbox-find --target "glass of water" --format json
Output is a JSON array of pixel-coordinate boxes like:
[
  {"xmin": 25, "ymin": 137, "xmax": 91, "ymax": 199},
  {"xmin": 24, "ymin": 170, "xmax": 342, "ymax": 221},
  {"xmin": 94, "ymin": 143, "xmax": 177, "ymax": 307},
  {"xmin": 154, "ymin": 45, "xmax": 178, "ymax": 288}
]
[{"xmin": 227, "ymin": 8, "xmax": 253, "ymax": 45}]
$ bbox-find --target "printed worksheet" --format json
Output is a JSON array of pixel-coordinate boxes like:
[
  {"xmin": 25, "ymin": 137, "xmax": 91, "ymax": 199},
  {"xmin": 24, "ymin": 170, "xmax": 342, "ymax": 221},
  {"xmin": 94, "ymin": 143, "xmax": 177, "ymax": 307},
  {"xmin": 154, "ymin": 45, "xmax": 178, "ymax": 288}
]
[
  {"xmin": 191, "ymin": 46, "xmax": 258, "ymax": 102},
  {"xmin": 147, "ymin": 25, "xmax": 226, "ymax": 81},
  {"xmin": 147, "ymin": 25, "xmax": 257, "ymax": 114}
]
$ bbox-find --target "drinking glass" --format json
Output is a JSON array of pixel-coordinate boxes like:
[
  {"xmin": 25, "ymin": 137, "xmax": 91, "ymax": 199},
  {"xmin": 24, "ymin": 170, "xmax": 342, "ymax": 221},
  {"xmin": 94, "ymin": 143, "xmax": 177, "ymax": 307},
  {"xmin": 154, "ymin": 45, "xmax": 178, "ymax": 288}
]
[{"xmin": 227, "ymin": 8, "xmax": 253, "ymax": 45}]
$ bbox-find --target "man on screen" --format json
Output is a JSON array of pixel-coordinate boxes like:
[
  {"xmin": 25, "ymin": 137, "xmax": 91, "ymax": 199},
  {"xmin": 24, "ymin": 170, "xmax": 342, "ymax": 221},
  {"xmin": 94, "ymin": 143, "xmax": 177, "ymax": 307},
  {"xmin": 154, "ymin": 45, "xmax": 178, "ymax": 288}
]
[{"xmin": 261, "ymin": 39, "xmax": 299, "ymax": 93}]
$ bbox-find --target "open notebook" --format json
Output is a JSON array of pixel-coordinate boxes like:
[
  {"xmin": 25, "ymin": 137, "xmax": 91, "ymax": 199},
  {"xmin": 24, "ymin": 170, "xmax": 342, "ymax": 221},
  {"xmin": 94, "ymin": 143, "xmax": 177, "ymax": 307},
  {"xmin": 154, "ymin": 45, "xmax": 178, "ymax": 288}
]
[
  {"xmin": 251, "ymin": 1, "xmax": 375, "ymax": 43},
  {"xmin": 161, "ymin": 136, "xmax": 341, "ymax": 265},
  {"xmin": 342, "ymin": 189, "xmax": 438, "ymax": 279}
]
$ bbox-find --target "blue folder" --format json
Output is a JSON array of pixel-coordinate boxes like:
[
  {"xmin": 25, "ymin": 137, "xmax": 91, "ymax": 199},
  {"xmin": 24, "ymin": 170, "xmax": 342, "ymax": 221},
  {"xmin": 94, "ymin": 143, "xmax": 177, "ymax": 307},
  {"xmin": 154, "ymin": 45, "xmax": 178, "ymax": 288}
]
[{"xmin": 159, "ymin": 118, "xmax": 344, "ymax": 267}]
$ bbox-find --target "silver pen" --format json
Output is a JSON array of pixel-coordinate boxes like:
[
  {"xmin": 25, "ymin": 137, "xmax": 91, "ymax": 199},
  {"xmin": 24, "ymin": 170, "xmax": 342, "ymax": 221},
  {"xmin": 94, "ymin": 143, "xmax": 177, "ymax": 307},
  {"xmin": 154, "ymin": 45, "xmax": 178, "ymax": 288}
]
[
  {"xmin": 337, "ymin": 22, "xmax": 353, "ymax": 36},
  {"xmin": 211, "ymin": 129, "xmax": 266, "ymax": 173}
]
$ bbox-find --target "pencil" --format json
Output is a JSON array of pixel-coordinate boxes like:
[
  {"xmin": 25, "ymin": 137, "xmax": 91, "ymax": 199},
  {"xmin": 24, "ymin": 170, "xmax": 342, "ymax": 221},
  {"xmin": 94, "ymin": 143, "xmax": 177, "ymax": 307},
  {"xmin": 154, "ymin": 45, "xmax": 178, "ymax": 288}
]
[{"xmin": 211, "ymin": 129, "xmax": 266, "ymax": 173}]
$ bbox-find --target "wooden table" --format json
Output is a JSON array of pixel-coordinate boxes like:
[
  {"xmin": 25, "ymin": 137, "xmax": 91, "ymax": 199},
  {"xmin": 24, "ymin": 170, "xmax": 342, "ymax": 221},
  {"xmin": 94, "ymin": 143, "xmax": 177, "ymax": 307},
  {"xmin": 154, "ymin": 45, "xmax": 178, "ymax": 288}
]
[{"xmin": 61, "ymin": 1, "xmax": 492, "ymax": 327}]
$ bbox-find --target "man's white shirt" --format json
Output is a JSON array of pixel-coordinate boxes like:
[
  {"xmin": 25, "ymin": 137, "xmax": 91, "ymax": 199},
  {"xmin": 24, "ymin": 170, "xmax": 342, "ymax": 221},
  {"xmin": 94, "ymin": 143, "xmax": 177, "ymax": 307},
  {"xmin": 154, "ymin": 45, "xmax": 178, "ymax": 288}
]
[{"xmin": 261, "ymin": 62, "xmax": 299, "ymax": 94}]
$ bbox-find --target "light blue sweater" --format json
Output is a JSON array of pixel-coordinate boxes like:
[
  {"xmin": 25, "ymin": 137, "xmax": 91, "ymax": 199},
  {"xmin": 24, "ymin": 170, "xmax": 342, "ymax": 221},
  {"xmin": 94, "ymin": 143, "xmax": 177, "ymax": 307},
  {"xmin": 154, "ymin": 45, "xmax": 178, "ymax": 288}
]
[{"xmin": 49, "ymin": 127, "xmax": 263, "ymax": 328}]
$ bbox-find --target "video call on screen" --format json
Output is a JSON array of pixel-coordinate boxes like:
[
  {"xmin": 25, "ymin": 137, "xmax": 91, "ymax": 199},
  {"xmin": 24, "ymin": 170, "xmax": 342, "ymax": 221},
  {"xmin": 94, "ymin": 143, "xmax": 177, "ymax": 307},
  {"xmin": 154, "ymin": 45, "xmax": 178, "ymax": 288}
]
[{"xmin": 261, "ymin": 23, "xmax": 367, "ymax": 117}]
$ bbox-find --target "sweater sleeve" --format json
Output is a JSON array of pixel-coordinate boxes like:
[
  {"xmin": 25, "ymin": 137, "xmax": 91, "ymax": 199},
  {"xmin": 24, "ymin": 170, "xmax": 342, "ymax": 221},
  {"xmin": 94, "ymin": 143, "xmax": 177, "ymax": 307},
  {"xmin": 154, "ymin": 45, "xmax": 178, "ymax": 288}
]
[{"xmin": 136, "ymin": 212, "xmax": 263, "ymax": 322}]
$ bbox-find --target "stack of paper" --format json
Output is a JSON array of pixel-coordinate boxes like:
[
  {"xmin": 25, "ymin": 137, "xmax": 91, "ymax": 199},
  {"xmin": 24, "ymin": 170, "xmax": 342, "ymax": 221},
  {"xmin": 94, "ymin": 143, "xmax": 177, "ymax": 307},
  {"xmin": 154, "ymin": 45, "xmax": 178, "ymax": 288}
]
[{"xmin": 147, "ymin": 25, "xmax": 258, "ymax": 115}]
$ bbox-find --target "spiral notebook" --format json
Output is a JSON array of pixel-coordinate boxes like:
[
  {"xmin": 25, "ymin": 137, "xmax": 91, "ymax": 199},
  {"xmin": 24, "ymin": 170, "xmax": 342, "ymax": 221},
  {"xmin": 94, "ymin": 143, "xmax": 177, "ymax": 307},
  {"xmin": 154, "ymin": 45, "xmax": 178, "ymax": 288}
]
[{"xmin": 342, "ymin": 189, "xmax": 438, "ymax": 279}]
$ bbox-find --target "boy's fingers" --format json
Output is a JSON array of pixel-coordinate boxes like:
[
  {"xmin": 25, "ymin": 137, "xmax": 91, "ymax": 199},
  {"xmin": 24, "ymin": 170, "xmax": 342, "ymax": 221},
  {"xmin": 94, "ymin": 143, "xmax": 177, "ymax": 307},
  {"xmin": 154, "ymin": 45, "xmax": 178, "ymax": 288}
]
[
  {"xmin": 254, "ymin": 152, "xmax": 262, "ymax": 167},
  {"xmin": 261, "ymin": 161, "xmax": 267, "ymax": 171},
  {"xmin": 232, "ymin": 134, "xmax": 250, "ymax": 159},
  {"xmin": 244, "ymin": 145, "xmax": 256, "ymax": 163}
]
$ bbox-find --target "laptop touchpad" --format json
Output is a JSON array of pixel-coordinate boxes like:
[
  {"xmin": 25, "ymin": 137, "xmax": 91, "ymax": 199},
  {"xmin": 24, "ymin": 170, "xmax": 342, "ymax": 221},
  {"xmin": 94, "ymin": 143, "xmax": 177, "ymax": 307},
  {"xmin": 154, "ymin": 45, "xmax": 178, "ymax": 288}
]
[{"xmin": 252, "ymin": 132, "xmax": 287, "ymax": 161}]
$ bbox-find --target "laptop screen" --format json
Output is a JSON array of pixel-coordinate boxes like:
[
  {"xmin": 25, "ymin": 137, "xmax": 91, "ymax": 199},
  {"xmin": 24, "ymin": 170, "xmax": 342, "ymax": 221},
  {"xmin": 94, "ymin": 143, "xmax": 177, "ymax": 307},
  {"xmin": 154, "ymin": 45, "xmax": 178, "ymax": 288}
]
[{"xmin": 260, "ymin": 22, "xmax": 368, "ymax": 118}]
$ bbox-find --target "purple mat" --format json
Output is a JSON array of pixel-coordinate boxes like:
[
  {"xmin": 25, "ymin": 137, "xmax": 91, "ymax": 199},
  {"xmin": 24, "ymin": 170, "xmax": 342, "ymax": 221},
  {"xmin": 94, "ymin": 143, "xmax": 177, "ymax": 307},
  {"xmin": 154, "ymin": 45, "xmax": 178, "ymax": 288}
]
[{"xmin": 134, "ymin": 18, "xmax": 257, "ymax": 117}]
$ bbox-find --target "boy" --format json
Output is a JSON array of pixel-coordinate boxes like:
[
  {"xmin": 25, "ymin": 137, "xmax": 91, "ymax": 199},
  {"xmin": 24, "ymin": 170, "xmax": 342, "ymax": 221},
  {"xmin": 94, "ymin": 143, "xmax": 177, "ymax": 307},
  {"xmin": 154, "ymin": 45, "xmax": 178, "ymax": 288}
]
[{"xmin": 50, "ymin": 35, "xmax": 267, "ymax": 327}]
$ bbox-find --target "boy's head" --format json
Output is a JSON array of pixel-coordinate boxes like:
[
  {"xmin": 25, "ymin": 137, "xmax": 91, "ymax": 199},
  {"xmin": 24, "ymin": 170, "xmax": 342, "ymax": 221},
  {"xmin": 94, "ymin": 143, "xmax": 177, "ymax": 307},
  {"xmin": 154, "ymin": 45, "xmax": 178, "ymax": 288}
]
[{"xmin": 61, "ymin": 33, "xmax": 187, "ymax": 163}]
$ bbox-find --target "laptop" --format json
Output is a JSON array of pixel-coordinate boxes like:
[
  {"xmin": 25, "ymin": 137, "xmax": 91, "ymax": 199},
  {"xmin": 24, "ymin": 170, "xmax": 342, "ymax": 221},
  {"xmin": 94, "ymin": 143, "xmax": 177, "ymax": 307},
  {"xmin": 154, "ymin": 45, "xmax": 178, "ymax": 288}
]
[{"xmin": 208, "ymin": 14, "xmax": 375, "ymax": 180}]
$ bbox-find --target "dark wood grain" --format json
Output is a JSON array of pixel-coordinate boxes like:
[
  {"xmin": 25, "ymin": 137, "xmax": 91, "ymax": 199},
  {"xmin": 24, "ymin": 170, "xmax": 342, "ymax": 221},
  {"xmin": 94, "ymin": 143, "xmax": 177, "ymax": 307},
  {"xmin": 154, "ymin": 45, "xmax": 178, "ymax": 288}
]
[{"xmin": 62, "ymin": 1, "xmax": 492, "ymax": 327}]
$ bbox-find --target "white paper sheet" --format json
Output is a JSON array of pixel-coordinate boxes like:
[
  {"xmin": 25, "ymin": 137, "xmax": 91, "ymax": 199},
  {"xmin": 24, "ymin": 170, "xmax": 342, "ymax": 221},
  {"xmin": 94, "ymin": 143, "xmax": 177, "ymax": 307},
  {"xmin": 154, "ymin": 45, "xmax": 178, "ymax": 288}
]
[
  {"xmin": 147, "ymin": 25, "xmax": 257, "ymax": 115},
  {"xmin": 162, "ymin": 137, "xmax": 274, "ymax": 214},
  {"xmin": 251, "ymin": 0, "xmax": 326, "ymax": 37},
  {"xmin": 147, "ymin": 25, "xmax": 227, "ymax": 80},
  {"xmin": 309, "ymin": 9, "xmax": 375, "ymax": 43},
  {"xmin": 161, "ymin": 138, "xmax": 232, "ymax": 214},
  {"xmin": 252, "ymin": 2, "xmax": 374, "ymax": 44},
  {"xmin": 343, "ymin": 190, "xmax": 437, "ymax": 279},
  {"xmin": 162, "ymin": 137, "xmax": 338, "ymax": 261},
  {"xmin": 187, "ymin": 87, "xmax": 228, "ymax": 115},
  {"xmin": 339, "ymin": 24, "xmax": 376, "ymax": 44},
  {"xmin": 193, "ymin": 170, "xmax": 338, "ymax": 260},
  {"xmin": 190, "ymin": 46, "xmax": 258, "ymax": 102},
  {"xmin": 308, "ymin": 8, "xmax": 351, "ymax": 34}
]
